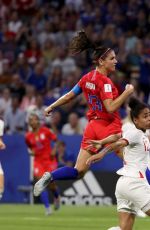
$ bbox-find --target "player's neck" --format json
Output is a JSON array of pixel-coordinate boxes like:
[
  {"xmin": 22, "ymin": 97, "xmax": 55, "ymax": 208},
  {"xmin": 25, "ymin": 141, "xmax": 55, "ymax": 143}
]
[
  {"xmin": 32, "ymin": 127, "xmax": 40, "ymax": 133},
  {"xmin": 96, "ymin": 66, "xmax": 108, "ymax": 76},
  {"xmin": 135, "ymin": 124, "xmax": 146, "ymax": 133}
]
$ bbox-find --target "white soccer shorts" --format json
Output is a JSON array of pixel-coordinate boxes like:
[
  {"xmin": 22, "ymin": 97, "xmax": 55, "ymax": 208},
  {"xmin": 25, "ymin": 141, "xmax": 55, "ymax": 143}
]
[{"xmin": 115, "ymin": 176, "xmax": 150, "ymax": 213}]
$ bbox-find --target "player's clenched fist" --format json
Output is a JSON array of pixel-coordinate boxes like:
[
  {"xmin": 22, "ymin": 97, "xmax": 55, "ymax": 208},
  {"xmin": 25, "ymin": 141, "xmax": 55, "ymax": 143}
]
[{"xmin": 44, "ymin": 106, "xmax": 53, "ymax": 116}]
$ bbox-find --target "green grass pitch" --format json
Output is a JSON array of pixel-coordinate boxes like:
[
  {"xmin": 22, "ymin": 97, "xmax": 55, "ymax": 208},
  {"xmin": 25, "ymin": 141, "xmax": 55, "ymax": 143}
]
[{"xmin": 0, "ymin": 205, "xmax": 150, "ymax": 230}]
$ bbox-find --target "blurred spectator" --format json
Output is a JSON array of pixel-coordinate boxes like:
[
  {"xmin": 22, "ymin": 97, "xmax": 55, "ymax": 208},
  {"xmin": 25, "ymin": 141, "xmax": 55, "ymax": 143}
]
[
  {"xmin": 41, "ymin": 38, "xmax": 57, "ymax": 64},
  {"xmin": 0, "ymin": 29, "xmax": 16, "ymax": 63},
  {"xmin": 10, "ymin": 73, "xmax": 25, "ymax": 100},
  {"xmin": 49, "ymin": 110, "xmax": 63, "ymax": 134},
  {"xmin": 0, "ymin": 51, "xmax": 7, "ymax": 75},
  {"xmin": 38, "ymin": 22, "xmax": 55, "ymax": 47},
  {"xmin": 0, "ymin": 0, "xmax": 9, "ymax": 20},
  {"xmin": 0, "ymin": 59, "xmax": 12, "ymax": 86},
  {"xmin": 0, "ymin": 88, "xmax": 11, "ymax": 118},
  {"xmin": 27, "ymin": 63, "xmax": 47, "ymax": 93},
  {"xmin": 129, "ymin": 77, "xmax": 145, "ymax": 102},
  {"xmin": 65, "ymin": 0, "xmax": 83, "ymax": 12},
  {"xmin": 24, "ymin": 39, "xmax": 42, "ymax": 65},
  {"xmin": 13, "ymin": 0, "xmax": 36, "ymax": 16},
  {"xmin": 55, "ymin": 140, "xmax": 74, "ymax": 167},
  {"xmin": 4, "ymin": 95, "xmax": 26, "ymax": 134},
  {"xmin": 0, "ymin": 0, "xmax": 149, "ymax": 134},
  {"xmin": 51, "ymin": 48, "xmax": 76, "ymax": 75},
  {"xmin": 8, "ymin": 11, "xmax": 22, "ymax": 34},
  {"xmin": 20, "ymin": 84, "xmax": 36, "ymax": 111},
  {"xmin": 55, "ymin": 21, "xmax": 75, "ymax": 47},
  {"xmin": 13, "ymin": 53, "xmax": 32, "ymax": 82},
  {"xmin": 47, "ymin": 66, "xmax": 63, "ymax": 90},
  {"xmin": 62, "ymin": 112, "xmax": 84, "ymax": 135}
]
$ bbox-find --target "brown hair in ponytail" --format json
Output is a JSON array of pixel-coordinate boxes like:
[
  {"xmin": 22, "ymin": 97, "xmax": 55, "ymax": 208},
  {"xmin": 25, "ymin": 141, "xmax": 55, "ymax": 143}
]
[{"xmin": 69, "ymin": 31, "xmax": 112, "ymax": 64}]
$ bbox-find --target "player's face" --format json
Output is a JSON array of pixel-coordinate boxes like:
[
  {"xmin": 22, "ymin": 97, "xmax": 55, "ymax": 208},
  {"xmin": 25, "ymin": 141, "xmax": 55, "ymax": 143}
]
[
  {"xmin": 29, "ymin": 115, "xmax": 40, "ymax": 129},
  {"xmin": 134, "ymin": 108, "xmax": 150, "ymax": 131},
  {"xmin": 101, "ymin": 50, "xmax": 117, "ymax": 73}
]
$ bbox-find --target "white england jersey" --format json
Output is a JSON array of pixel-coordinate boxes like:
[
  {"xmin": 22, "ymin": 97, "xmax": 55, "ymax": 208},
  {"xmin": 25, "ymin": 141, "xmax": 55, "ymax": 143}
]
[
  {"xmin": 117, "ymin": 125, "xmax": 150, "ymax": 178},
  {"xmin": 0, "ymin": 120, "xmax": 4, "ymax": 136}
]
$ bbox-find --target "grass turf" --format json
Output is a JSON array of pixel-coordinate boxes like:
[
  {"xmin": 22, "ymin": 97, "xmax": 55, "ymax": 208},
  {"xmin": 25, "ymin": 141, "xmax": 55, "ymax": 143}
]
[{"xmin": 0, "ymin": 205, "xmax": 149, "ymax": 230}]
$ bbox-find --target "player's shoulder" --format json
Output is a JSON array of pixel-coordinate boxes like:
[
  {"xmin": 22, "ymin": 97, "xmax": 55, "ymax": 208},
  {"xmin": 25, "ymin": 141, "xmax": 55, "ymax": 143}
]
[
  {"xmin": 81, "ymin": 70, "xmax": 95, "ymax": 80},
  {"xmin": 98, "ymin": 73, "xmax": 112, "ymax": 84},
  {"xmin": 123, "ymin": 125, "xmax": 143, "ymax": 140},
  {"xmin": 25, "ymin": 131, "xmax": 32, "ymax": 139}
]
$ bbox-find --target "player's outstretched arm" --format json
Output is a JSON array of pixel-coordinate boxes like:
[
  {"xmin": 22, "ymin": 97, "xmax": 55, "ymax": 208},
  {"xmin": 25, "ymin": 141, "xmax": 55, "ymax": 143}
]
[
  {"xmin": 86, "ymin": 134, "xmax": 121, "ymax": 151},
  {"xmin": 86, "ymin": 139, "xmax": 128, "ymax": 166},
  {"xmin": 44, "ymin": 91, "xmax": 76, "ymax": 116}
]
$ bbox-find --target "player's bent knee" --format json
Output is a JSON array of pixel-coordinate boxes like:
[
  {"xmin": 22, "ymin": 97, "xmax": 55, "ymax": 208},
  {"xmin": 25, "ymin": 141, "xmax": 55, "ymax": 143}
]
[{"xmin": 74, "ymin": 167, "xmax": 86, "ymax": 179}]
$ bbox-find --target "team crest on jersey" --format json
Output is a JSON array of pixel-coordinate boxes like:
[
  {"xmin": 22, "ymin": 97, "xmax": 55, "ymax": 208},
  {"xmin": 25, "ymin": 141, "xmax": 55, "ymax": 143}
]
[
  {"xmin": 40, "ymin": 133, "xmax": 45, "ymax": 140},
  {"xmin": 104, "ymin": 84, "xmax": 112, "ymax": 92},
  {"xmin": 86, "ymin": 82, "xmax": 95, "ymax": 90}
]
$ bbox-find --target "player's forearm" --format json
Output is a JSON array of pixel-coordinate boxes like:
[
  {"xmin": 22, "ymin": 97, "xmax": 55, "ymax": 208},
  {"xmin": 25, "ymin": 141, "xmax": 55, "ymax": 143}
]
[
  {"xmin": 100, "ymin": 134, "xmax": 121, "ymax": 145},
  {"xmin": 109, "ymin": 140, "xmax": 125, "ymax": 151},
  {"xmin": 49, "ymin": 92, "xmax": 75, "ymax": 110},
  {"xmin": 87, "ymin": 140, "xmax": 126, "ymax": 165},
  {"xmin": 107, "ymin": 90, "xmax": 131, "ymax": 113},
  {"xmin": 87, "ymin": 145, "xmax": 112, "ymax": 165}
]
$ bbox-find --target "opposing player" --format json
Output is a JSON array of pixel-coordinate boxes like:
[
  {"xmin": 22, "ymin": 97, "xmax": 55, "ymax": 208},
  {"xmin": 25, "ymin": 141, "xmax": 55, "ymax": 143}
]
[
  {"xmin": 25, "ymin": 113, "xmax": 60, "ymax": 215},
  {"xmin": 0, "ymin": 119, "xmax": 6, "ymax": 200},
  {"xmin": 33, "ymin": 31, "xmax": 134, "ymax": 196},
  {"xmin": 87, "ymin": 98, "xmax": 150, "ymax": 230}
]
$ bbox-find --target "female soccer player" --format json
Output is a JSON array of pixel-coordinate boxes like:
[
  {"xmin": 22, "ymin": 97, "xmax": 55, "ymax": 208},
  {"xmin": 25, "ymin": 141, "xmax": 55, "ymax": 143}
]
[
  {"xmin": 34, "ymin": 31, "xmax": 134, "ymax": 196},
  {"xmin": 87, "ymin": 98, "xmax": 150, "ymax": 230},
  {"xmin": 0, "ymin": 119, "xmax": 6, "ymax": 200},
  {"xmin": 25, "ymin": 113, "xmax": 60, "ymax": 215}
]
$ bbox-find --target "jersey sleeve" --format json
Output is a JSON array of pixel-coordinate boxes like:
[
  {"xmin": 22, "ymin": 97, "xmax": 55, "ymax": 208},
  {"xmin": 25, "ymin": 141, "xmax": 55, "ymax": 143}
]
[
  {"xmin": 45, "ymin": 127, "xmax": 57, "ymax": 141},
  {"xmin": 122, "ymin": 129, "xmax": 141, "ymax": 145},
  {"xmin": 99, "ymin": 78, "xmax": 113, "ymax": 101}
]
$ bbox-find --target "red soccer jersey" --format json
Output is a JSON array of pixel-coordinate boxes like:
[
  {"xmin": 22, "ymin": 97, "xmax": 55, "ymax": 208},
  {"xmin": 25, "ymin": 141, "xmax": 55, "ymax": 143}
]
[
  {"xmin": 25, "ymin": 126, "xmax": 57, "ymax": 162},
  {"xmin": 78, "ymin": 70, "xmax": 121, "ymax": 126}
]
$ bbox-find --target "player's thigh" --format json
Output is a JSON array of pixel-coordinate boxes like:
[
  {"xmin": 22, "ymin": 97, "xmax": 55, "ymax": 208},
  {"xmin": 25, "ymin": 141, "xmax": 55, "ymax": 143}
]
[
  {"xmin": 115, "ymin": 177, "xmax": 137, "ymax": 215},
  {"xmin": 125, "ymin": 178, "xmax": 150, "ymax": 212},
  {"xmin": 116, "ymin": 176, "xmax": 150, "ymax": 213},
  {"xmin": 75, "ymin": 148, "xmax": 92, "ymax": 175}
]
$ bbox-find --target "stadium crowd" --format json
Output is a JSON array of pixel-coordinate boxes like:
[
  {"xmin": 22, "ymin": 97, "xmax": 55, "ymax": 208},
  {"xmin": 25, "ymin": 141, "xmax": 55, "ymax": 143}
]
[{"xmin": 0, "ymin": 0, "xmax": 149, "ymax": 135}]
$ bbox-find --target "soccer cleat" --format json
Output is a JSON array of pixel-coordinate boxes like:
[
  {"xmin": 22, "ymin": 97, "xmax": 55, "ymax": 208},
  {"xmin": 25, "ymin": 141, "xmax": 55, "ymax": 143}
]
[
  {"xmin": 54, "ymin": 197, "xmax": 61, "ymax": 211},
  {"xmin": 45, "ymin": 207, "xmax": 52, "ymax": 216},
  {"xmin": 33, "ymin": 172, "xmax": 51, "ymax": 197}
]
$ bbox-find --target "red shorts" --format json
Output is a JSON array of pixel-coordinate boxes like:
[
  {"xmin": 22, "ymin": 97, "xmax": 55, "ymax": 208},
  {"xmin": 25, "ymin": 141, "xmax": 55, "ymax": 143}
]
[
  {"xmin": 34, "ymin": 160, "xmax": 58, "ymax": 178},
  {"xmin": 81, "ymin": 119, "xmax": 122, "ymax": 150}
]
